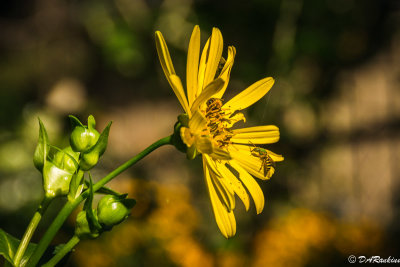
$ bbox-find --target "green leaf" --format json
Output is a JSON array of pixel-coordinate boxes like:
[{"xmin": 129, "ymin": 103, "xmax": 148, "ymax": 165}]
[
  {"xmin": 33, "ymin": 118, "xmax": 50, "ymax": 171},
  {"xmin": 0, "ymin": 228, "xmax": 37, "ymax": 266}
]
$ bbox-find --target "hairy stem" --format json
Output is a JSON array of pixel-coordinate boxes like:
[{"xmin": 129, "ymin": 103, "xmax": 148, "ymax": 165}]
[
  {"xmin": 14, "ymin": 197, "xmax": 52, "ymax": 267},
  {"xmin": 25, "ymin": 135, "xmax": 172, "ymax": 267}
]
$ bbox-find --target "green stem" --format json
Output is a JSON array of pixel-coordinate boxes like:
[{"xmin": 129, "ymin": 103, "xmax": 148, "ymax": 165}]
[
  {"xmin": 14, "ymin": 197, "xmax": 52, "ymax": 267},
  {"xmin": 42, "ymin": 235, "xmax": 80, "ymax": 267},
  {"xmin": 25, "ymin": 135, "xmax": 172, "ymax": 267}
]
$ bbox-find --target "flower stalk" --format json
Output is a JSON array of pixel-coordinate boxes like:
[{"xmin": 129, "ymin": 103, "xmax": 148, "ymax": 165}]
[
  {"xmin": 13, "ymin": 197, "xmax": 52, "ymax": 267},
  {"xmin": 42, "ymin": 235, "xmax": 80, "ymax": 267}
]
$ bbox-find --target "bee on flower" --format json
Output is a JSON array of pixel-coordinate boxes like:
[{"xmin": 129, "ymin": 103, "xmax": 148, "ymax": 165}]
[{"xmin": 155, "ymin": 25, "xmax": 284, "ymax": 238}]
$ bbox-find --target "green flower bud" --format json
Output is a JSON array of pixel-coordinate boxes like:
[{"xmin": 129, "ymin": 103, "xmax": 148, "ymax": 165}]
[
  {"xmin": 42, "ymin": 161, "xmax": 74, "ymax": 198},
  {"xmin": 79, "ymin": 152, "xmax": 99, "ymax": 171},
  {"xmin": 42, "ymin": 146, "xmax": 79, "ymax": 198},
  {"xmin": 97, "ymin": 195, "xmax": 135, "ymax": 229},
  {"xmin": 79, "ymin": 122, "xmax": 112, "ymax": 171},
  {"xmin": 52, "ymin": 146, "xmax": 80, "ymax": 173},
  {"xmin": 70, "ymin": 126, "xmax": 100, "ymax": 153},
  {"xmin": 75, "ymin": 210, "xmax": 100, "ymax": 239}
]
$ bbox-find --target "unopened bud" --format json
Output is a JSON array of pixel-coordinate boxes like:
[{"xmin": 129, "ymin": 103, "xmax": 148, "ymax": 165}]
[
  {"xmin": 70, "ymin": 126, "xmax": 100, "ymax": 153},
  {"xmin": 42, "ymin": 161, "xmax": 74, "ymax": 198},
  {"xmin": 79, "ymin": 121, "xmax": 112, "ymax": 171},
  {"xmin": 97, "ymin": 195, "xmax": 135, "ymax": 229},
  {"xmin": 43, "ymin": 146, "xmax": 79, "ymax": 198},
  {"xmin": 52, "ymin": 146, "xmax": 79, "ymax": 173},
  {"xmin": 75, "ymin": 210, "xmax": 100, "ymax": 239}
]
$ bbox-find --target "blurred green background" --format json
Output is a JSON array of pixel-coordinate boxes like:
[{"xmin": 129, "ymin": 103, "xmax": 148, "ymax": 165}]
[{"xmin": 1, "ymin": 0, "xmax": 400, "ymax": 266}]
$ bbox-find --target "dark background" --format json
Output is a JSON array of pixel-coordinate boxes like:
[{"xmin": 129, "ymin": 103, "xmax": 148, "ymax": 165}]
[{"xmin": 0, "ymin": 0, "xmax": 399, "ymax": 266}]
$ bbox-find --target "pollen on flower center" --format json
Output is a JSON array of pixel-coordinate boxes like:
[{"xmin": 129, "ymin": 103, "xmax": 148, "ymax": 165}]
[{"xmin": 202, "ymin": 98, "xmax": 236, "ymax": 148}]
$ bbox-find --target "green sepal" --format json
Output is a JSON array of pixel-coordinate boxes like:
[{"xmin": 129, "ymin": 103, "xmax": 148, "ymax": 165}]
[
  {"xmin": 178, "ymin": 114, "xmax": 189, "ymax": 127},
  {"xmin": 87, "ymin": 115, "xmax": 96, "ymax": 130},
  {"xmin": 80, "ymin": 121, "xmax": 112, "ymax": 171},
  {"xmin": 74, "ymin": 210, "xmax": 100, "ymax": 240},
  {"xmin": 171, "ymin": 120, "xmax": 187, "ymax": 153},
  {"xmin": 120, "ymin": 198, "xmax": 136, "ymax": 210},
  {"xmin": 68, "ymin": 170, "xmax": 85, "ymax": 202},
  {"xmin": 33, "ymin": 118, "xmax": 50, "ymax": 172},
  {"xmin": 84, "ymin": 179, "xmax": 125, "ymax": 197},
  {"xmin": 84, "ymin": 175, "xmax": 102, "ymax": 231},
  {"xmin": 0, "ymin": 228, "xmax": 37, "ymax": 266},
  {"xmin": 175, "ymin": 114, "xmax": 198, "ymax": 159},
  {"xmin": 68, "ymin": 115, "xmax": 84, "ymax": 128},
  {"xmin": 51, "ymin": 146, "xmax": 80, "ymax": 173},
  {"xmin": 111, "ymin": 193, "xmax": 136, "ymax": 208},
  {"xmin": 186, "ymin": 145, "xmax": 198, "ymax": 160},
  {"xmin": 74, "ymin": 175, "xmax": 102, "ymax": 239},
  {"xmin": 89, "ymin": 121, "xmax": 112, "ymax": 157}
]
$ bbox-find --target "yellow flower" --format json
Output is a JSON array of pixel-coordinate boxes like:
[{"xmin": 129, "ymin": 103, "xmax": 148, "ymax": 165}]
[{"xmin": 155, "ymin": 25, "xmax": 283, "ymax": 238}]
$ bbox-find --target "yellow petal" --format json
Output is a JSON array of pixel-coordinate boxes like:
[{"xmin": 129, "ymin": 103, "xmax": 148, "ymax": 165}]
[
  {"xmin": 215, "ymin": 161, "xmax": 250, "ymax": 211},
  {"xmin": 213, "ymin": 46, "xmax": 236, "ymax": 99},
  {"xmin": 188, "ymin": 110, "xmax": 207, "ymax": 133},
  {"xmin": 155, "ymin": 31, "xmax": 176, "ymax": 78},
  {"xmin": 224, "ymin": 112, "xmax": 246, "ymax": 129},
  {"xmin": 204, "ymin": 155, "xmax": 221, "ymax": 176},
  {"xmin": 264, "ymin": 150, "xmax": 284, "ymax": 162},
  {"xmin": 196, "ymin": 37, "xmax": 209, "ymax": 98},
  {"xmin": 190, "ymin": 78, "xmax": 224, "ymax": 113},
  {"xmin": 169, "ymin": 75, "xmax": 190, "ymax": 115},
  {"xmin": 205, "ymin": 158, "xmax": 235, "ymax": 211},
  {"xmin": 230, "ymin": 148, "xmax": 267, "ymax": 180},
  {"xmin": 197, "ymin": 28, "xmax": 223, "ymax": 95},
  {"xmin": 195, "ymin": 137, "xmax": 213, "ymax": 154},
  {"xmin": 203, "ymin": 158, "xmax": 236, "ymax": 238},
  {"xmin": 231, "ymin": 145, "xmax": 283, "ymax": 179},
  {"xmin": 231, "ymin": 125, "xmax": 280, "ymax": 144},
  {"xmin": 155, "ymin": 31, "xmax": 190, "ymax": 115},
  {"xmin": 186, "ymin": 25, "xmax": 200, "ymax": 107},
  {"xmin": 203, "ymin": 28, "xmax": 223, "ymax": 88},
  {"xmin": 210, "ymin": 147, "xmax": 231, "ymax": 160},
  {"xmin": 180, "ymin": 127, "xmax": 194, "ymax": 147},
  {"xmin": 229, "ymin": 160, "xmax": 265, "ymax": 214},
  {"xmin": 223, "ymin": 77, "xmax": 275, "ymax": 112},
  {"xmin": 235, "ymin": 144, "xmax": 284, "ymax": 162}
]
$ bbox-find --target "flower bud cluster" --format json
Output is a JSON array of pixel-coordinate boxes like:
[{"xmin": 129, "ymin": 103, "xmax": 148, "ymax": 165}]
[
  {"xmin": 33, "ymin": 115, "xmax": 111, "ymax": 198},
  {"xmin": 75, "ymin": 194, "xmax": 135, "ymax": 239}
]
